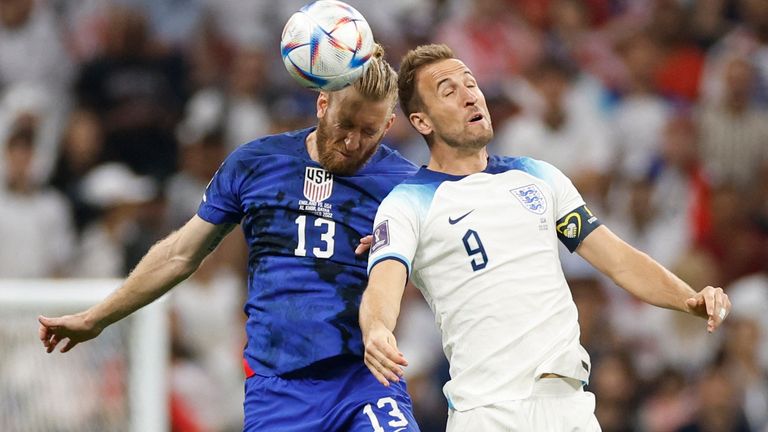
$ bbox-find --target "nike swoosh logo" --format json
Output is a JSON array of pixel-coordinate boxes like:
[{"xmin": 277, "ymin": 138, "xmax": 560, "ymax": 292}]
[{"xmin": 448, "ymin": 209, "xmax": 474, "ymax": 225}]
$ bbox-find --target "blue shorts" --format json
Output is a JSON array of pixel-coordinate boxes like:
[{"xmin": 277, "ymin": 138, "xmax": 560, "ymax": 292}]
[{"xmin": 243, "ymin": 356, "xmax": 420, "ymax": 431}]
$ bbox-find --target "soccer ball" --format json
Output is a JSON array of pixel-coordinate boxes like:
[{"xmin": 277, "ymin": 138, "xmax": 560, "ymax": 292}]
[{"xmin": 281, "ymin": 1, "xmax": 375, "ymax": 91}]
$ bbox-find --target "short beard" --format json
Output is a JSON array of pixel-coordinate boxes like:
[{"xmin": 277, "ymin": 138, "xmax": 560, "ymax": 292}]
[
  {"xmin": 442, "ymin": 128, "xmax": 494, "ymax": 151},
  {"xmin": 315, "ymin": 117, "xmax": 381, "ymax": 176}
]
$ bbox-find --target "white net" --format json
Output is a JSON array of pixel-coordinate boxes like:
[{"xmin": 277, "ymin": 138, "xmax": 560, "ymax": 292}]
[{"xmin": 0, "ymin": 280, "xmax": 168, "ymax": 432}]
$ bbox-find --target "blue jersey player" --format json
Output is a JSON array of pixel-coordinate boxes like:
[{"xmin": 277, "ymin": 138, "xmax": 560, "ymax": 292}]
[{"xmin": 38, "ymin": 45, "xmax": 421, "ymax": 432}]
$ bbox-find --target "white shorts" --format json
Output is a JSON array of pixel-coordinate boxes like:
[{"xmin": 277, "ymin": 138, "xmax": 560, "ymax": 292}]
[{"xmin": 446, "ymin": 377, "xmax": 601, "ymax": 432}]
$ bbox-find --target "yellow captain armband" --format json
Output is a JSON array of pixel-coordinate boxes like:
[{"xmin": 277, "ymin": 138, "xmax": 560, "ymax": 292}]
[{"xmin": 556, "ymin": 205, "xmax": 601, "ymax": 252}]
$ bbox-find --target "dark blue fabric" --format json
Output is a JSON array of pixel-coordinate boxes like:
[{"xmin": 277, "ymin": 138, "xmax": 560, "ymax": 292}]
[
  {"xmin": 198, "ymin": 127, "xmax": 417, "ymax": 376},
  {"xmin": 243, "ymin": 357, "xmax": 419, "ymax": 432}
]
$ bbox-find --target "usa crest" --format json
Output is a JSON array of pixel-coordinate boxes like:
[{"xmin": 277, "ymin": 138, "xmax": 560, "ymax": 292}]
[
  {"xmin": 510, "ymin": 184, "xmax": 547, "ymax": 214},
  {"xmin": 303, "ymin": 167, "xmax": 334, "ymax": 202}
]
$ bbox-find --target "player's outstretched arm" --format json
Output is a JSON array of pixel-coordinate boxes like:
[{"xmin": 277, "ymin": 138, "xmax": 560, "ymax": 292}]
[
  {"xmin": 38, "ymin": 215, "xmax": 236, "ymax": 353},
  {"xmin": 577, "ymin": 225, "xmax": 731, "ymax": 333},
  {"xmin": 360, "ymin": 260, "xmax": 409, "ymax": 386}
]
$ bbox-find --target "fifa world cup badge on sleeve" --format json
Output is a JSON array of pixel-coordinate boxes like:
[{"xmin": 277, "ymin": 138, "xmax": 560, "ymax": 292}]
[{"xmin": 370, "ymin": 220, "xmax": 390, "ymax": 254}]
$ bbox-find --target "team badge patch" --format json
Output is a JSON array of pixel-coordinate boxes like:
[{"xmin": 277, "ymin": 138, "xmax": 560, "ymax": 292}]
[
  {"xmin": 510, "ymin": 184, "xmax": 547, "ymax": 214},
  {"xmin": 303, "ymin": 167, "xmax": 334, "ymax": 202},
  {"xmin": 370, "ymin": 220, "xmax": 390, "ymax": 254}
]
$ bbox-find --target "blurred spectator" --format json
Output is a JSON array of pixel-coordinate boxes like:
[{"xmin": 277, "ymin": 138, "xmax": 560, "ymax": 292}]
[
  {"xmin": 728, "ymin": 259, "xmax": 768, "ymax": 371},
  {"xmin": 719, "ymin": 314, "xmax": 768, "ymax": 432},
  {"xmin": 434, "ymin": 0, "xmax": 543, "ymax": 91},
  {"xmin": 608, "ymin": 114, "xmax": 710, "ymax": 273},
  {"xmin": 591, "ymin": 349, "xmax": 640, "ymax": 432},
  {"xmin": 165, "ymin": 128, "xmax": 227, "ymax": 229},
  {"xmin": 648, "ymin": 0, "xmax": 706, "ymax": 103},
  {"xmin": 203, "ymin": 0, "xmax": 278, "ymax": 49},
  {"xmin": 0, "ymin": 0, "xmax": 74, "ymax": 92},
  {"xmin": 136, "ymin": 0, "xmax": 205, "ymax": 51},
  {"xmin": 569, "ymin": 277, "xmax": 618, "ymax": 366},
  {"xmin": 689, "ymin": 0, "xmax": 733, "ymax": 50},
  {"xmin": 221, "ymin": 46, "xmax": 270, "ymax": 150},
  {"xmin": 169, "ymin": 251, "xmax": 245, "ymax": 432},
  {"xmin": 0, "ymin": 119, "xmax": 75, "ymax": 277},
  {"xmin": 174, "ymin": 44, "xmax": 271, "ymax": 154},
  {"xmin": 700, "ymin": 0, "xmax": 768, "ymax": 106},
  {"xmin": 638, "ymin": 368, "xmax": 695, "ymax": 432},
  {"xmin": 49, "ymin": 109, "xmax": 105, "ymax": 231},
  {"xmin": 611, "ymin": 32, "xmax": 669, "ymax": 181},
  {"xmin": 184, "ymin": 14, "xmax": 233, "ymax": 91},
  {"xmin": 676, "ymin": 364, "xmax": 751, "ymax": 432},
  {"xmin": 697, "ymin": 55, "xmax": 768, "ymax": 189},
  {"xmin": 698, "ymin": 185, "xmax": 765, "ymax": 285},
  {"xmin": 497, "ymin": 57, "xmax": 613, "ymax": 203},
  {"xmin": 0, "ymin": 82, "xmax": 72, "ymax": 184},
  {"xmin": 75, "ymin": 5, "xmax": 187, "ymax": 181},
  {"xmin": 546, "ymin": 0, "xmax": 627, "ymax": 91},
  {"xmin": 71, "ymin": 163, "xmax": 156, "ymax": 277}
]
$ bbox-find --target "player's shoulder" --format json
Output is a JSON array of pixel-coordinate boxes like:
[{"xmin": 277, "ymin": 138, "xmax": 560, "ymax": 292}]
[
  {"xmin": 486, "ymin": 155, "xmax": 569, "ymax": 183},
  {"xmin": 230, "ymin": 127, "xmax": 312, "ymax": 160},
  {"xmin": 363, "ymin": 144, "xmax": 419, "ymax": 177},
  {"xmin": 214, "ymin": 128, "xmax": 312, "ymax": 181},
  {"xmin": 385, "ymin": 167, "xmax": 454, "ymax": 205}
]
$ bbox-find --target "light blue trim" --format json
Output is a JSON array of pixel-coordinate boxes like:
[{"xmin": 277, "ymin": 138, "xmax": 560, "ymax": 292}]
[
  {"xmin": 367, "ymin": 253, "xmax": 411, "ymax": 276},
  {"xmin": 389, "ymin": 182, "xmax": 439, "ymax": 220},
  {"xmin": 446, "ymin": 395, "xmax": 455, "ymax": 410}
]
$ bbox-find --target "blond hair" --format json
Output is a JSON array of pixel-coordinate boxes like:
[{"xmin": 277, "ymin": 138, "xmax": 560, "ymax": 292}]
[
  {"xmin": 397, "ymin": 44, "xmax": 455, "ymax": 116},
  {"xmin": 350, "ymin": 43, "xmax": 398, "ymax": 105}
]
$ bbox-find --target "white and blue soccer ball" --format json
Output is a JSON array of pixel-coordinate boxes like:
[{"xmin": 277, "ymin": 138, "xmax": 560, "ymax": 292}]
[{"xmin": 280, "ymin": 1, "xmax": 375, "ymax": 91}]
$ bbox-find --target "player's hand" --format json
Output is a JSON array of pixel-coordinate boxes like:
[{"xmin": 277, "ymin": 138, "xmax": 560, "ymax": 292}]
[
  {"xmin": 355, "ymin": 235, "xmax": 373, "ymax": 256},
  {"xmin": 684, "ymin": 286, "xmax": 731, "ymax": 333},
  {"xmin": 38, "ymin": 313, "xmax": 103, "ymax": 353},
  {"xmin": 363, "ymin": 323, "xmax": 408, "ymax": 386}
]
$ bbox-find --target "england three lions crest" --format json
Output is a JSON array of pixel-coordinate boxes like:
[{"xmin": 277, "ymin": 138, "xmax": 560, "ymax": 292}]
[
  {"xmin": 303, "ymin": 167, "xmax": 334, "ymax": 202},
  {"xmin": 511, "ymin": 184, "xmax": 547, "ymax": 214}
]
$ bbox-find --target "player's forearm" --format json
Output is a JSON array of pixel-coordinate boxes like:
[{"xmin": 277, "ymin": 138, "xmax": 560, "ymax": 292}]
[
  {"xmin": 578, "ymin": 226, "xmax": 696, "ymax": 313},
  {"xmin": 85, "ymin": 231, "xmax": 202, "ymax": 329},
  {"xmin": 360, "ymin": 261, "xmax": 408, "ymax": 336},
  {"xmin": 360, "ymin": 285, "xmax": 401, "ymax": 335},
  {"xmin": 608, "ymin": 248, "xmax": 696, "ymax": 312}
]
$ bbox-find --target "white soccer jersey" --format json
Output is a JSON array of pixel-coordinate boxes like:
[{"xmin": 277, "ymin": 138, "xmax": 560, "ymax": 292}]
[{"xmin": 368, "ymin": 156, "xmax": 599, "ymax": 411}]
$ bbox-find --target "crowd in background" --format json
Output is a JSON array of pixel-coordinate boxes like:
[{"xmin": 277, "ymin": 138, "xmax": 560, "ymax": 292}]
[{"xmin": 0, "ymin": 0, "xmax": 767, "ymax": 431}]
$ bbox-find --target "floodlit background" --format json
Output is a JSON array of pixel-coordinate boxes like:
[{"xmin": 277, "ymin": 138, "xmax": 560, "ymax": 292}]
[{"xmin": 0, "ymin": 0, "xmax": 767, "ymax": 431}]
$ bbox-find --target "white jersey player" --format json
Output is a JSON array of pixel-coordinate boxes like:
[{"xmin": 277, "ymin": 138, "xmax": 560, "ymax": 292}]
[{"xmin": 359, "ymin": 44, "xmax": 732, "ymax": 432}]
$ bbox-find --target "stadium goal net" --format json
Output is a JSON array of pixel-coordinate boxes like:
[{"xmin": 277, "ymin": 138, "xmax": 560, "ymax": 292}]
[{"xmin": 0, "ymin": 279, "xmax": 168, "ymax": 432}]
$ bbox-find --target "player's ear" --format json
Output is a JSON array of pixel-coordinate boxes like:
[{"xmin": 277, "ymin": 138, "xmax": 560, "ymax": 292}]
[
  {"xmin": 409, "ymin": 112, "xmax": 432, "ymax": 136},
  {"xmin": 317, "ymin": 91, "xmax": 330, "ymax": 119},
  {"xmin": 383, "ymin": 112, "xmax": 396, "ymax": 133}
]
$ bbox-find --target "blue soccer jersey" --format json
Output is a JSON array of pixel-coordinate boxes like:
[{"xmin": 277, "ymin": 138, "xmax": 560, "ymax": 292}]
[{"xmin": 197, "ymin": 127, "xmax": 417, "ymax": 377}]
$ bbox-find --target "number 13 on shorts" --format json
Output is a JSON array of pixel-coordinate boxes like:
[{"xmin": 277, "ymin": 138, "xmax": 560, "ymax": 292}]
[{"xmin": 363, "ymin": 397, "xmax": 410, "ymax": 431}]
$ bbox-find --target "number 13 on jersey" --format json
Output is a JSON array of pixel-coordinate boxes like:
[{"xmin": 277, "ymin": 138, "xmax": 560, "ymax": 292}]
[{"xmin": 294, "ymin": 215, "xmax": 335, "ymax": 258}]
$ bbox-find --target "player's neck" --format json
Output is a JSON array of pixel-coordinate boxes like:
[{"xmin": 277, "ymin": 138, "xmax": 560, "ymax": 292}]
[
  {"xmin": 305, "ymin": 130, "xmax": 320, "ymax": 162},
  {"xmin": 427, "ymin": 145, "xmax": 488, "ymax": 176}
]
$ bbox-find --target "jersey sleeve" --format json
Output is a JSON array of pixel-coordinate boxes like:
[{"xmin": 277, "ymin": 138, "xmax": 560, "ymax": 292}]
[
  {"xmin": 197, "ymin": 152, "xmax": 245, "ymax": 225},
  {"xmin": 526, "ymin": 158, "xmax": 602, "ymax": 252},
  {"xmin": 530, "ymin": 159, "xmax": 585, "ymax": 220},
  {"xmin": 367, "ymin": 189, "xmax": 420, "ymax": 276}
]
